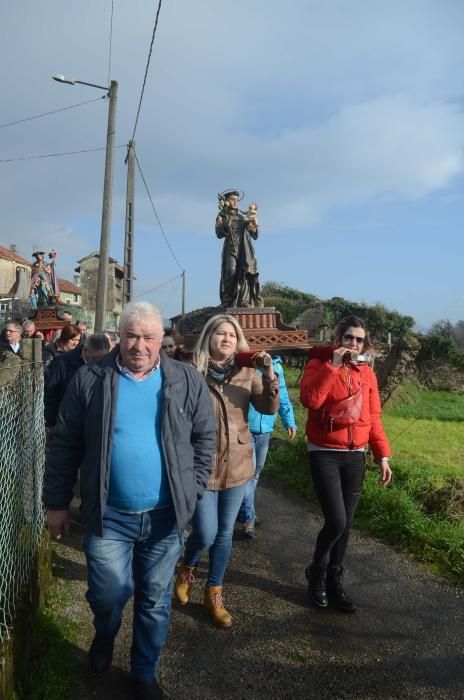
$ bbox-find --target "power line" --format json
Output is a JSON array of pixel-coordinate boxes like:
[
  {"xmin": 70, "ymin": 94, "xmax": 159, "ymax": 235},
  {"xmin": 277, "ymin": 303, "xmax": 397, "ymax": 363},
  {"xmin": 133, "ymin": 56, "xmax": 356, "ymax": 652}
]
[
  {"xmin": 131, "ymin": 0, "xmax": 163, "ymax": 141},
  {"xmin": 0, "ymin": 144, "xmax": 126, "ymax": 164},
  {"xmin": 160, "ymin": 277, "xmax": 182, "ymax": 314},
  {"xmin": 135, "ymin": 154, "xmax": 184, "ymax": 271},
  {"xmin": 135, "ymin": 273, "xmax": 183, "ymax": 298},
  {"xmin": 107, "ymin": 0, "xmax": 114, "ymax": 86},
  {"xmin": 0, "ymin": 97, "xmax": 106, "ymax": 130}
]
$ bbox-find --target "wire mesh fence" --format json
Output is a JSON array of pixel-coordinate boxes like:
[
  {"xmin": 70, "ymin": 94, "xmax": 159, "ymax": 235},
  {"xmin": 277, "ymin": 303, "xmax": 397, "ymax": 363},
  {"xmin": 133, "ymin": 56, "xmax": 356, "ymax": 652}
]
[{"xmin": 0, "ymin": 359, "xmax": 45, "ymax": 644}]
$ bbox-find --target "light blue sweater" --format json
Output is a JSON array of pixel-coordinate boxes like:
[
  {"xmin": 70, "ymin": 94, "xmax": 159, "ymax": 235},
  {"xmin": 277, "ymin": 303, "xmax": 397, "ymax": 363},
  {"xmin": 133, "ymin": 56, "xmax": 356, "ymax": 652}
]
[{"xmin": 107, "ymin": 369, "xmax": 171, "ymax": 512}]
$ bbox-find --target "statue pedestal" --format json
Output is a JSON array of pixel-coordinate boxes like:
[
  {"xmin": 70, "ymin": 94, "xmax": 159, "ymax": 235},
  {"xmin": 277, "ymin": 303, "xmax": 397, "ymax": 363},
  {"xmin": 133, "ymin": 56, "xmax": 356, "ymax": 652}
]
[
  {"xmin": 178, "ymin": 307, "xmax": 310, "ymax": 354},
  {"xmin": 29, "ymin": 307, "xmax": 67, "ymax": 342}
]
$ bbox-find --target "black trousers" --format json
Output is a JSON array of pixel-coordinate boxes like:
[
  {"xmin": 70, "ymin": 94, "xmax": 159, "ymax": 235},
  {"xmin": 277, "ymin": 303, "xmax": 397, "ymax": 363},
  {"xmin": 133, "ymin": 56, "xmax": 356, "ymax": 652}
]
[{"xmin": 308, "ymin": 450, "xmax": 365, "ymax": 568}]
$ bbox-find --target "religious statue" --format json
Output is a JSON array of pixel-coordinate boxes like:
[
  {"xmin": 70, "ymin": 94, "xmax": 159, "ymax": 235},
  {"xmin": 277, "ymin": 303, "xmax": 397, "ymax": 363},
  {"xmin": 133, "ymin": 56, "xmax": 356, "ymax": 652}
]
[
  {"xmin": 30, "ymin": 250, "xmax": 60, "ymax": 308},
  {"xmin": 215, "ymin": 190, "xmax": 263, "ymax": 308}
]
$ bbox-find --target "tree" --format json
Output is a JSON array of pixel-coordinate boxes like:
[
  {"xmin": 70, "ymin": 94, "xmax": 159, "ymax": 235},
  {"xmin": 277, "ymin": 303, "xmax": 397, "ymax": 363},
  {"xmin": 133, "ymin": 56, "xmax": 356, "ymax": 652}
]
[
  {"xmin": 260, "ymin": 282, "xmax": 415, "ymax": 339},
  {"xmin": 429, "ymin": 319, "xmax": 455, "ymax": 338},
  {"xmin": 453, "ymin": 321, "xmax": 464, "ymax": 348}
]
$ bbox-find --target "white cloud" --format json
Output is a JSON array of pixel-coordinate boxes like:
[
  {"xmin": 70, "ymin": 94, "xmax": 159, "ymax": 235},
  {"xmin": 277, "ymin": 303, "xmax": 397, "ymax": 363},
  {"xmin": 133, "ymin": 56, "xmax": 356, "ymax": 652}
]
[{"xmin": 1, "ymin": 0, "xmax": 464, "ymax": 319}]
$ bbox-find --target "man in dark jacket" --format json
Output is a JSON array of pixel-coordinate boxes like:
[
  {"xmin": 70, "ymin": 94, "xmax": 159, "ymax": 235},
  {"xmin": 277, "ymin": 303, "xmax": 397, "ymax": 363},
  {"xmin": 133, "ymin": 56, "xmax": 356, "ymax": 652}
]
[
  {"xmin": 22, "ymin": 319, "xmax": 44, "ymax": 340},
  {"xmin": 44, "ymin": 301, "xmax": 216, "ymax": 700},
  {"xmin": 0, "ymin": 320, "xmax": 23, "ymax": 355},
  {"xmin": 44, "ymin": 333, "xmax": 110, "ymax": 428}
]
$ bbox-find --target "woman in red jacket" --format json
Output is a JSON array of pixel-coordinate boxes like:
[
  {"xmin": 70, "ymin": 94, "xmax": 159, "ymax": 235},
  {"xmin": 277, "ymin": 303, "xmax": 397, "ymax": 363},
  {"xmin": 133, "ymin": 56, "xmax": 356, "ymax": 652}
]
[{"xmin": 300, "ymin": 315, "xmax": 392, "ymax": 613}]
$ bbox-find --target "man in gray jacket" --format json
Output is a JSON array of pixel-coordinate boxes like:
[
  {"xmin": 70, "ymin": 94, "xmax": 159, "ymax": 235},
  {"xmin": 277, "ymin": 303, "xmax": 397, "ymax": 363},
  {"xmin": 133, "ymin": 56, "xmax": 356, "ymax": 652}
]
[{"xmin": 44, "ymin": 301, "xmax": 216, "ymax": 700}]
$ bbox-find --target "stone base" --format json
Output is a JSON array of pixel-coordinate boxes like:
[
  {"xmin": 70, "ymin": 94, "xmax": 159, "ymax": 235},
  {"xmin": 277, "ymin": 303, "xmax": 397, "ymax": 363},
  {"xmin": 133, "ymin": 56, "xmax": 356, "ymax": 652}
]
[{"xmin": 179, "ymin": 307, "xmax": 310, "ymax": 353}]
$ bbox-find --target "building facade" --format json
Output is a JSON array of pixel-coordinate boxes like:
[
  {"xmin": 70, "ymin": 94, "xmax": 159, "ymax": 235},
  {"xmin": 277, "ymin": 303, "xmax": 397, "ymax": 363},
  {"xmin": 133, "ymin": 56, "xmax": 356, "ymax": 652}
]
[{"xmin": 74, "ymin": 251, "xmax": 123, "ymax": 330}]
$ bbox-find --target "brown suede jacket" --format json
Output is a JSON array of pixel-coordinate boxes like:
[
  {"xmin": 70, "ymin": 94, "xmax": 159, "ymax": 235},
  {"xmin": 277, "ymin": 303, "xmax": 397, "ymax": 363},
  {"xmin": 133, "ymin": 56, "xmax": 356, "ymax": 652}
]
[{"xmin": 205, "ymin": 366, "xmax": 279, "ymax": 490}]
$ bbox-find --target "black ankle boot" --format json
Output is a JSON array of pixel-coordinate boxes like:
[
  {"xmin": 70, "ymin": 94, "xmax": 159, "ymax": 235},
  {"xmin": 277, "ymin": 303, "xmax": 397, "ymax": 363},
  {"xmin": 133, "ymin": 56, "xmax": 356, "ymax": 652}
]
[
  {"xmin": 326, "ymin": 566, "xmax": 356, "ymax": 613},
  {"xmin": 305, "ymin": 563, "xmax": 328, "ymax": 608}
]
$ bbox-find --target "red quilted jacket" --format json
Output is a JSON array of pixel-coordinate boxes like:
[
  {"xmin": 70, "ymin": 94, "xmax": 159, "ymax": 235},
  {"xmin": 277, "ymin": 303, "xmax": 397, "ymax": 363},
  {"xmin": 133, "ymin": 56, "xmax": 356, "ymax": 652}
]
[{"xmin": 300, "ymin": 352, "xmax": 391, "ymax": 459}]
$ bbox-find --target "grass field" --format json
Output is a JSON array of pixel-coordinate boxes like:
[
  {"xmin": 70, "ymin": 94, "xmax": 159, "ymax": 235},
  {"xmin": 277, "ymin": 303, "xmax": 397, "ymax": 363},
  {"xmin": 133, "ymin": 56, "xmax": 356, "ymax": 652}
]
[
  {"xmin": 13, "ymin": 568, "xmax": 78, "ymax": 700},
  {"xmin": 266, "ymin": 372, "xmax": 464, "ymax": 581}
]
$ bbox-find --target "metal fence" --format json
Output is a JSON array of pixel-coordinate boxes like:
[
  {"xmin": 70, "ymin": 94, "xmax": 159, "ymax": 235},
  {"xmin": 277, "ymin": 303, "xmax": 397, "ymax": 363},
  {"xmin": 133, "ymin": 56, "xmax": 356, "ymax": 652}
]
[{"xmin": 0, "ymin": 358, "xmax": 45, "ymax": 643}]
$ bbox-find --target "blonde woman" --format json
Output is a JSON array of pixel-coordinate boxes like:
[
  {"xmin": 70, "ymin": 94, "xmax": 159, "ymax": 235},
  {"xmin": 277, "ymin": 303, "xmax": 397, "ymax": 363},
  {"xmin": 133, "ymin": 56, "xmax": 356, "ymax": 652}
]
[{"xmin": 174, "ymin": 314, "xmax": 279, "ymax": 627}]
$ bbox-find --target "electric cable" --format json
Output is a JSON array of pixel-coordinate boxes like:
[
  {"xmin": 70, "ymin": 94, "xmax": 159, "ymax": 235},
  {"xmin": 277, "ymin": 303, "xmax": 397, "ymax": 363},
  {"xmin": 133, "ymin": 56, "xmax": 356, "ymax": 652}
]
[
  {"xmin": 0, "ymin": 144, "xmax": 126, "ymax": 163},
  {"xmin": 131, "ymin": 0, "xmax": 163, "ymax": 141},
  {"xmin": 135, "ymin": 154, "xmax": 184, "ymax": 271},
  {"xmin": 388, "ymin": 417, "xmax": 420, "ymax": 445},
  {"xmin": 135, "ymin": 273, "xmax": 183, "ymax": 298},
  {"xmin": 0, "ymin": 97, "xmax": 106, "ymax": 130},
  {"xmin": 160, "ymin": 276, "xmax": 182, "ymax": 313}
]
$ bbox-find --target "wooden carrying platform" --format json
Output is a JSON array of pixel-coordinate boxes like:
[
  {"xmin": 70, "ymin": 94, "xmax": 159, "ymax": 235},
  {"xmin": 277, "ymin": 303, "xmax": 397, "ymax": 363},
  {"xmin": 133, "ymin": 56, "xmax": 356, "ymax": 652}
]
[
  {"xmin": 29, "ymin": 307, "xmax": 67, "ymax": 332},
  {"xmin": 183, "ymin": 307, "xmax": 310, "ymax": 353}
]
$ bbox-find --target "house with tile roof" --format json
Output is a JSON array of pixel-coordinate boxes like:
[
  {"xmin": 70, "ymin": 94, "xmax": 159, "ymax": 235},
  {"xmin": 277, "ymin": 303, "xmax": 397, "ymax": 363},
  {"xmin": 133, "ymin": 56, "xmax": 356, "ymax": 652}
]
[
  {"xmin": 0, "ymin": 244, "xmax": 31, "ymax": 299},
  {"xmin": 58, "ymin": 278, "xmax": 82, "ymax": 307}
]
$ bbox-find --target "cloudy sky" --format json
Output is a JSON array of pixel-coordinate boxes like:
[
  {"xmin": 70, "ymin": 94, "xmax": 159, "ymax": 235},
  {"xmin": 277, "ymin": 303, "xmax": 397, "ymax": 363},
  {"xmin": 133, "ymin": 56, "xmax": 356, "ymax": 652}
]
[{"xmin": 1, "ymin": 0, "xmax": 463, "ymax": 329}]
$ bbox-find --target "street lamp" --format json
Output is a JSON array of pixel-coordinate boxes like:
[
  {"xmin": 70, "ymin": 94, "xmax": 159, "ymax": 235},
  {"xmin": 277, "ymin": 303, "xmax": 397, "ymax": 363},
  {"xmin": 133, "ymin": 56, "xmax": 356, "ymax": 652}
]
[{"xmin": 52, "ymin": 73, "xmax": 118, "ymax": 332}]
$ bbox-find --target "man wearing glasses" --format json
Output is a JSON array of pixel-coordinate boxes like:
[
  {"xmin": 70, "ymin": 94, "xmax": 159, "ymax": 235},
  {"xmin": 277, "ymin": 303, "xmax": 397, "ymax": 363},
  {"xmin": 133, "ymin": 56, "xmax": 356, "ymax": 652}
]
[{"xmin": 1, "ymin": 321, "xmax": 23, "ymax": 355}]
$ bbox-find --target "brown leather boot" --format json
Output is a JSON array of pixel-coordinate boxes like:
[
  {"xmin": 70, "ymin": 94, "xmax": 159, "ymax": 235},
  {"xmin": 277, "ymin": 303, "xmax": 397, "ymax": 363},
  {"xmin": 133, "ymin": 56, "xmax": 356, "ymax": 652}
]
[
  {"xmin": 174, "ymin": 563, "xmax": 197, "ymax": 605},
  {"xmin": 203, "ymin": 585, "xmax": 232, "ymax": 628}
]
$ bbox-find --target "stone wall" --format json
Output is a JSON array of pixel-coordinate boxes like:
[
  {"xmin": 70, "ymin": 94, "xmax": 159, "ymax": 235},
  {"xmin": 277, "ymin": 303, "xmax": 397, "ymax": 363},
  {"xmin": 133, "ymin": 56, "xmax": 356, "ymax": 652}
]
[
  {"xmin": 416, "ymin": 361, "xmax": 464, "ymax": 393},
  {"xmin": 292, "ymin": 304, "xmax": 330, "ymax": 341},
  {"xmin": 171, "ymin": 306, "xmax": 220, "ymax": 339},
  {"xmin": 373, "ymin": 334, "xmax": 421, "ymax": 404}
]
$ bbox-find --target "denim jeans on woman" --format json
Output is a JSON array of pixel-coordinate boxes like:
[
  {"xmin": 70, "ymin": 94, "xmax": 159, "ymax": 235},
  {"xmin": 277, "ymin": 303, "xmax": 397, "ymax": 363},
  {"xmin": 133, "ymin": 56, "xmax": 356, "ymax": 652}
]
[
  {"xmin": 308, "ymin": 450, "xmax": 365, "ymax": 568},
  {"xmin": 183, "ymin": 483, "xmax": 247, "ymax": 586},
  {"xmin": 237, "ymin": 432, "xmax": 271, "ymax": 523},
  {"xmin": 84, "ymin": 505, "xmax": 182, "ymax": 682}
]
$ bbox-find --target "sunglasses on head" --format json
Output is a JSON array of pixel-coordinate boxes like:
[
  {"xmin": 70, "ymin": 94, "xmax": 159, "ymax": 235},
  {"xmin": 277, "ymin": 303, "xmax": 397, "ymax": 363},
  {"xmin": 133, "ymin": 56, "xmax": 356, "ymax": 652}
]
[{"xmin": 343, "ymin": 333, "xmax": 365, "ymax": 344}]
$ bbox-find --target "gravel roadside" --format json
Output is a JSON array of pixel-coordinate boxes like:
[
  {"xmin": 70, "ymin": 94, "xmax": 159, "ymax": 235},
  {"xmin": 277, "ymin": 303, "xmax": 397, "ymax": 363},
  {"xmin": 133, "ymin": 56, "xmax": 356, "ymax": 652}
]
[{"xmin": 57, "ymin": 476, "xmax": 464, "ymax": 700}]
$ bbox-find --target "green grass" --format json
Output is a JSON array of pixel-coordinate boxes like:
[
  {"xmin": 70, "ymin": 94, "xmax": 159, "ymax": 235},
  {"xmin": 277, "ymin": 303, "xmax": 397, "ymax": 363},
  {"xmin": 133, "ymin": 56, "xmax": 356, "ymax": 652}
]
[
  {"xmin": 383, "ymin": 379, "xmax": 464, "ymax": 422},
  {"xmin": 268, "ymin": 372, "xmax": 464, "ymax": 582},
  {"xmin": 14, "ymin": 575, "xmax": 79, "ymax": 700}
]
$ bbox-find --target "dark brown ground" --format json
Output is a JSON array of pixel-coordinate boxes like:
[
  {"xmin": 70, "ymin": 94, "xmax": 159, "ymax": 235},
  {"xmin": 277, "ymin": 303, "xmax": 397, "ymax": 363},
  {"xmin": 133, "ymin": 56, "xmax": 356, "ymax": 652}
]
[{"xmin": 55, "ymin": 476, "xmax": 464, "ymax": 700}]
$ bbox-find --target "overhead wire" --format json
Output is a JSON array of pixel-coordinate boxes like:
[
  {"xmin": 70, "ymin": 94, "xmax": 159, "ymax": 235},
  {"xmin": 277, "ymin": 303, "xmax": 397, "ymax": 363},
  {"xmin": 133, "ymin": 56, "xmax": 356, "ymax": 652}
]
[
  {"xmin": 0, "ymin": 144, "xmax": 126, "ymax": 163},
  {"xmin": 160, "ymin": 276, "xmax": 182, "ymax": 313},
  {"xmin": 135, "ymin": 154, "xmax": 184, "ymax": 272},
  {"xmin": 135, "ymin": 273, "xmax": 183, "ymax": 298},
  {"xmin": 0, "ymin": 97, "xmax": 106, "ymax": 130},
  {"xmin": 130, "ymin": 0, "xmax": 164, "ymax": 141}
]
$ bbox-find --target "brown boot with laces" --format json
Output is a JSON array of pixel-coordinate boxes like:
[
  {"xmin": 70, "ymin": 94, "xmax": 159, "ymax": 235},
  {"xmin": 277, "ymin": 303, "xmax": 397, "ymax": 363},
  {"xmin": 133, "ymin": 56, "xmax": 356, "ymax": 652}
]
[
  {"xmin": 174, "ymin": 563, "xmax": 197, "ymax": 605},
  {"xmin": 203, "ymin": 585, "xmax": 232, "ymax": 628}
]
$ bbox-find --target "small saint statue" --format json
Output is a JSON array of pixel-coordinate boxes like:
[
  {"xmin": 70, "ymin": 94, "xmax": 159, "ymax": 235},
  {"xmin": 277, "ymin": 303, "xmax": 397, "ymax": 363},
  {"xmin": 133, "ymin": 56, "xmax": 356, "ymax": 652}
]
[{"xmin": 30, "ymin": 250, "xmax": 60, "ymax": 307}]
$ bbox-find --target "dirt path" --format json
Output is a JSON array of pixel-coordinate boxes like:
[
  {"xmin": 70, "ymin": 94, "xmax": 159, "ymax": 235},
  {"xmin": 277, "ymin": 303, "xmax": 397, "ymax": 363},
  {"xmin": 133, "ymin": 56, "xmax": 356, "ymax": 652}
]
[{"xmin": 57, "ymin": 477, "xmax": 464, "ymax": 699}]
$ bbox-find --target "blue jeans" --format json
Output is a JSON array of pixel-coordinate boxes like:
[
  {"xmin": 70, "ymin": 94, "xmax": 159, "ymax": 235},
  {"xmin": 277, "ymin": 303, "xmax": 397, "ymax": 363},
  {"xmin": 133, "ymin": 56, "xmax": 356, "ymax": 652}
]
[
  {"xmin": 83, "ymin": 505, "xmax": 182, "ymax": 682},
  {"xmin": 237, "ymin": 432, "xmax": 271, "ymax": 523},
  {"xmin": 183, "ymin": 483, "xmax": 247, "ymax": 586}
]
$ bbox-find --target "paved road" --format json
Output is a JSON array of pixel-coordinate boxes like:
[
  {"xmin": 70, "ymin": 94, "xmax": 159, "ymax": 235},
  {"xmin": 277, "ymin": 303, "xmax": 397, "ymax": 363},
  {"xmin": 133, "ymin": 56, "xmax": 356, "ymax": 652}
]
[{"xmin": 59, "ymin": 477, "xmax": 464, "ymax": 699}]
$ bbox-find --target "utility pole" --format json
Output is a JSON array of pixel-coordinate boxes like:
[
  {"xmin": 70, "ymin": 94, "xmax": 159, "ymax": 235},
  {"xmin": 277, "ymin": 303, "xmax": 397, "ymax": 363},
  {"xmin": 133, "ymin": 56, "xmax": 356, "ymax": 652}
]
[
  {"xmin": 123, "ymin": 140, "xmax": 135, "ymax": 305},
  {"xmin": 181, "ymin": 270, "xmax": 186, "ymax": 317},
  {"xmin": 94, "ymin": 80, "xmax": 118, "ymax": 332}
]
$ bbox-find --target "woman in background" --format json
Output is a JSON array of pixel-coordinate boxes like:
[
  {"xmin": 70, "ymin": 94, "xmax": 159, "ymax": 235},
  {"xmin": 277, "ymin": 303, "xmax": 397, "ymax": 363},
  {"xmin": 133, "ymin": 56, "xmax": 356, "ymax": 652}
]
[{"xmin": 43, "ymin": 324, "xmax": 81, "ymax": 377}]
